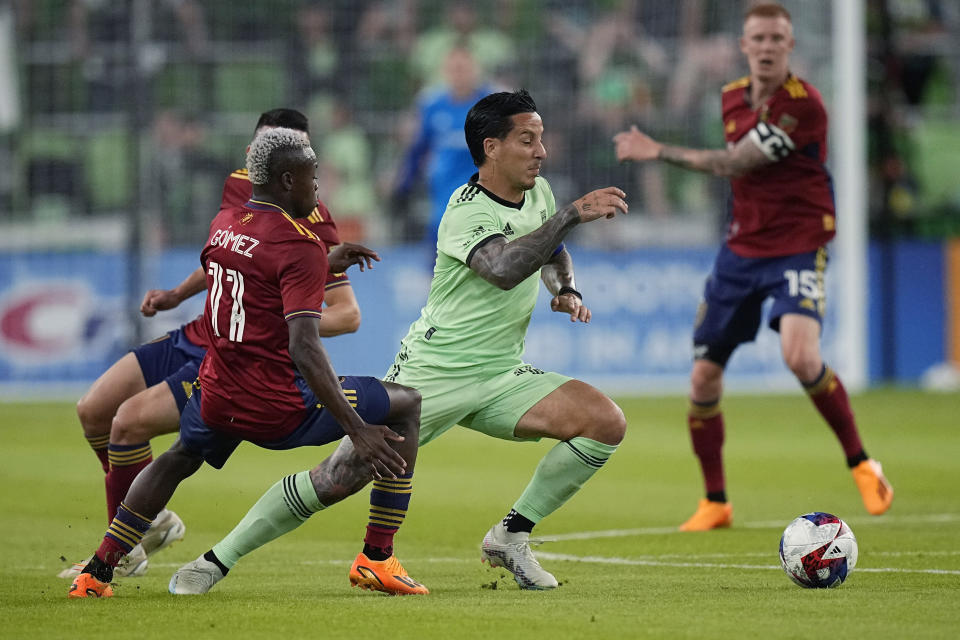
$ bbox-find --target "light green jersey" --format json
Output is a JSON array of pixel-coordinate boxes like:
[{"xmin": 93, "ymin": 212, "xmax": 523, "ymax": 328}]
[{"xmin": 397, "ymin": 176, "xmax": 558, "ymax": 371}]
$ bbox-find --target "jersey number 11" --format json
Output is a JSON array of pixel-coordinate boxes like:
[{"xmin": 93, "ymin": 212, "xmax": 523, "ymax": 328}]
[{"xmin": 207, "ymin": 260, "xmax": 246, "ymax": 342}]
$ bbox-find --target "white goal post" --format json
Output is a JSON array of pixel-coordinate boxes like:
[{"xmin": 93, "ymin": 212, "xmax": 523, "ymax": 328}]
[{"xmin": 833, "ymin": 0, "xmax": 868, "ymax": 390}]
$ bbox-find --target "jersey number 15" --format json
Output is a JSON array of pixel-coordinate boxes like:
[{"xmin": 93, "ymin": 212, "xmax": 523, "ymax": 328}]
[{"xmin": 783, "ymin": 269, "xmax": 822, "ymax": 300}]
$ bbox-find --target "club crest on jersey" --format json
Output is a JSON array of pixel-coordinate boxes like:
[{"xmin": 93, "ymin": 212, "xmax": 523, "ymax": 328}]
[
  {"xmin": 240, "ymin": 212, "xmax": 254, "ymax": 225},
  {"xmin": 777, "ymin": 113, "xmax": 798, "ymax": 134},
  {"xmin": 725, "ymin": 120, "xmax": 736, "ymax": 134},
  {"xmin": 539, "ymin": 209, "xmax": 547, "ymax": 223}
]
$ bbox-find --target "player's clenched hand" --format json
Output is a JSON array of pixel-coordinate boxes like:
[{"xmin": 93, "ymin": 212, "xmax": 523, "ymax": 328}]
[
  {"xmin": 613, "ymin": 125, "xmax": 663, "ymax": 163},
  {"xmin": 140, "ymin": 289, "xmax": 181, "ymax": 317},
  {"xmin": 572, "ymin": 187, "xmax": 628, "ymax": 222},
  {"xmin": 327, "ymin": 242, "xmax": 381, "ymax": 273},
  {"xmin": 551, "ymin": 293, "xmax": 591, "ymax": 323},
  {"xmin": 346, "ymin": 423, "xmax": 406, "ymax": 480}
]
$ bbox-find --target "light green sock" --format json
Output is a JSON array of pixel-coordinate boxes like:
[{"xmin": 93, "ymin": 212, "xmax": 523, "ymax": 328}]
[
  {"xmin": 512, "ymin": 437, "xmax": 618, "ymax": 523},
  {"xmin": 212, "ymin": 471, "xmax": 325, "ymax": 569}
]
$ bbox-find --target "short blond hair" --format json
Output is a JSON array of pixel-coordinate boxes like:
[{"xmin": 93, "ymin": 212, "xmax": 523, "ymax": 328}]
[
  {"xmin": 246, "ymin": 127, "xmax": 314, "ymax": 185},
  {"xmin": 745, "ymin": 3, "xmax": 791, "ymax": 23}
]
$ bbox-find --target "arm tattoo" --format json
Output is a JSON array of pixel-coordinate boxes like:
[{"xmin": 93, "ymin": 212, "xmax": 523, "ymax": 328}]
[
  {"xmin": 468, "ymin": 204, "xmax": 580, "ymax": 290},
  {"xmin": 658, "ymin": 144, "xmax": 759, "ymax": 178},
  {"xmin": 541, "ymin": 247, "xmax": 575, "ymax": 295},
  {"xmin": 309, "ymin": 438, "xmax": 370, "ymax": 506},
  {"xmin": 657, "ymin": 145, "xmax": 703, "ymax": 171}
]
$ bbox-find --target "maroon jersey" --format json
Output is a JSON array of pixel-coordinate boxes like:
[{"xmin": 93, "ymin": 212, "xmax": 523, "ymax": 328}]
[
  {"xmin": 182, "ymin": 168, "xmax": 348, "ymax": 347},
  {"xmin": 198, "ymin": 199, "xmax": 329, "ymax": 439},
  {"xmin": 721, "ymin": 74, "xmax": 836, "ymax": 258}
]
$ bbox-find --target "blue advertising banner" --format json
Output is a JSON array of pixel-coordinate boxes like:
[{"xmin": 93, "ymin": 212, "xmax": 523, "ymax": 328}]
[
  {"xmin": 325, "ymin": 246, "xmax": 841, "ymax": 394},
  {"xmin": 2, "ymin": 242, "xmax": 940, "ymax": 396}
]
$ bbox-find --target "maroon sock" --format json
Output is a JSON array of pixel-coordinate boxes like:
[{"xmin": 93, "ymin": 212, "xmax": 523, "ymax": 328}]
[
  {"xmin": 96, "ymin": 503, "xmax": 153, "ymax": 567},
  {"xmin": 94, "ymin": 449, "xmax": 110, "ymax": 474},
  {"xmin": 95, "ymin": 537, "xmax": 129, "ymax": 567},
  {"xmin": 363, "ymin": 525, "xmax": 395, "ymax": 558},
  {"xmin": 688, "ymin": 401, "xmax": 725, "ymax": 496},
  {"xmin": 362, "ymin": 474, "xmax": 413, "ymax": 560},
  {"xmin": 804, "ymin": 367, "xmax": 864, "ymax": 459},
  {"xmin": 86, "ymin": 434, "xmax": 110, "ymax": 473},
  {"xmin": 105, "ymin": 443, "xmax": 152, "ymax": 524}
]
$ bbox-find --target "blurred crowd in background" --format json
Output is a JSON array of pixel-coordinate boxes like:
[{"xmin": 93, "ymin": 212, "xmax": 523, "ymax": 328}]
[{"xmin": 0, "ymin": 0, "xmax": 958, "ymax": 251}]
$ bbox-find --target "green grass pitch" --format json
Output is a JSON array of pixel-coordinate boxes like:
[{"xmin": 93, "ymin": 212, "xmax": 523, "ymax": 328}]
[{"xmin": 4, "ymin": 389, "xmax": 959, "ymax": 639}]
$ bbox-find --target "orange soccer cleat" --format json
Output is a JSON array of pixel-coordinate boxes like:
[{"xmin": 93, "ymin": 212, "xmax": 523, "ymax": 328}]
[
  {"xmin": 852, "ymin": 459, "xmax": 894, "ymax": 515},
  {"xmin": 679, "ymin": 498, "xmax": 733, "ymax": 532},
  {"xmin": 349, "ymin": 552, "xmax": 429, "ymax": 595},
  {"xmin": 68, "ymin": 572, "xmax": 114, "ymax": 599}
]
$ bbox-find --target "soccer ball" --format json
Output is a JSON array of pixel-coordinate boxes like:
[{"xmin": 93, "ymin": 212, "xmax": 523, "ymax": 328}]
[{"xmin": 779, "ymin": 512, "xmax": 858, "ymax": 588}]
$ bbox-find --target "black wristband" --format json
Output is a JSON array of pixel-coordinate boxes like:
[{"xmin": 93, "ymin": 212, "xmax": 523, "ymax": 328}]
[{"xmin": 558, "ymin": 286, "xmax": 582, "ymax": 300}]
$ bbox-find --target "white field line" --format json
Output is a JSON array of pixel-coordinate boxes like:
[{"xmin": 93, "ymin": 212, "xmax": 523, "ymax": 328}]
[
  {"xmin": 146, "ymin": 548, "xmax": 960, "ymax": 572},
  {"xmin": 541, "ymin": 549, "xmax": 960, "ymax": 560},
  {"xmin": 533, "ymin": 551, "xmax": 960, "ymax": 576},
  {"xmin": 145, "ymin": 554, "xmax": 960, "ymax": 577},
  {"xmin": 535, "ymin": 512, "xmax": 960, "ymax": 543}
]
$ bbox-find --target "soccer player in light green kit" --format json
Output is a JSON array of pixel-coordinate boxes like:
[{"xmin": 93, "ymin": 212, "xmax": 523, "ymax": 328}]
[
  {"xmin": 169, "ymin": 89, "xmax": 628, "ymax": 593},
  {"xmin": 384, "ymin": 89, "xmax": 629, "ymax": 589}
]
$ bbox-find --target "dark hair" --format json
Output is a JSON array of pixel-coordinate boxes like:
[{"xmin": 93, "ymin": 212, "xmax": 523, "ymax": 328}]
[
  {"xmin": 464, "ymin": 89, "xmax": 538, "ymax": 167},
  {"xmin": 745, "ymin": 3, "xmax": 791, "ymax": 23},
  {"xmin": 255, "ymin": 108, "xmax": 309, "ymax": 135}
]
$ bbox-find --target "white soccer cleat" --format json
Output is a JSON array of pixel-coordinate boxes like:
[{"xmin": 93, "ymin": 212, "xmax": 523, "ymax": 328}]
[
  {"xmin": 480, "ymin": 522, "xmax": 558, "ymax": 590},
  {"xmin": 57, "ymin": 557, "xmax": 91, "ymax": 579},
  {"xmin": 169, "ymin": 555, "xmax": 225, "ymax": 595},
  {"xmin": 117, "ymin": 544, "xmax": 148, "ymax": 577},
  {"xmin": 140, "ymin": 509, "xmax": 186, "ymax": 556}
]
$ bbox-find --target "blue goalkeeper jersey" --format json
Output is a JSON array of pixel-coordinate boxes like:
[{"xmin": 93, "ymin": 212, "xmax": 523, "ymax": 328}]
[{"xmin": 396, "ymin": 83, "xmax": 496, "ymax": 240}]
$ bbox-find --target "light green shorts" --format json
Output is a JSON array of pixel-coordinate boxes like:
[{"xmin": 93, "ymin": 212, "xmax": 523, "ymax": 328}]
[{"xmin": 385, "ymin": 356, "xmax": 570, "ymax": 446}]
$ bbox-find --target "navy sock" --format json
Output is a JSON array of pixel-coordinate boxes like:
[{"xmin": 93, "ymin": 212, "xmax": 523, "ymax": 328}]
[
  {"xmin": 204, "ymin": 550, "xmax": 229, "ymax": 576},
  {"xmin": 502, "ymin": 509, "xmax": 535, "ymax": 534}
]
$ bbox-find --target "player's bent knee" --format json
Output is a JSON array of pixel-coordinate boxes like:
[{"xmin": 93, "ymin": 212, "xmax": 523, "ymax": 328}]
[
  {"xmin": 383, "ymin": 382, "xmax": 422, "ymax": 425},
  {"xmin": 783, "ymin": 350, "xmax": 821, "ymax": 382},
  {"xmin": 76, "ymin": 395, "xmax": 110, "ymax": 437},
  {"xmin": 690, "ymin": 363, "xmax": 723, "ymax": 402},
  {"xmin": 157, "ymin": 440, "xmax": 204, "ymax": 477},
  {"xmin": 588, "ymin": 399, "xmax": 627, "ymax": 446},
  {"xmin": 111, "ymin": 400, "xmax": 147, "ymax": 445}
]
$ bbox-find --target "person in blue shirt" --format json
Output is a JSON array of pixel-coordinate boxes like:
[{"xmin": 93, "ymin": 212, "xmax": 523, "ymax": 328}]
[{"xmin": 393, "ymin": 45, "xmax": 498, "ymax": 248}]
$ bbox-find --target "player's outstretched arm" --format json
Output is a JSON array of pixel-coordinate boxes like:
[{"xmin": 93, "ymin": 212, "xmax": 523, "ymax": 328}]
[
  {"xmin": 468, "ymin": 187, "xmax": 627, "ymax": 290},
  {"xmin": 140, "ymin": 267, "xmax": 207, "ymax": 317},
  {"xmin": 287, "ymin": 316, "xmax": 406, "ymax": 479},
  {"xmin": 316, "ymin": 285, "xmax": 361, "ymax": 337},
  {"xmin": 614, "ymin": 124, "xmax": 773, "ymax": 178}
]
